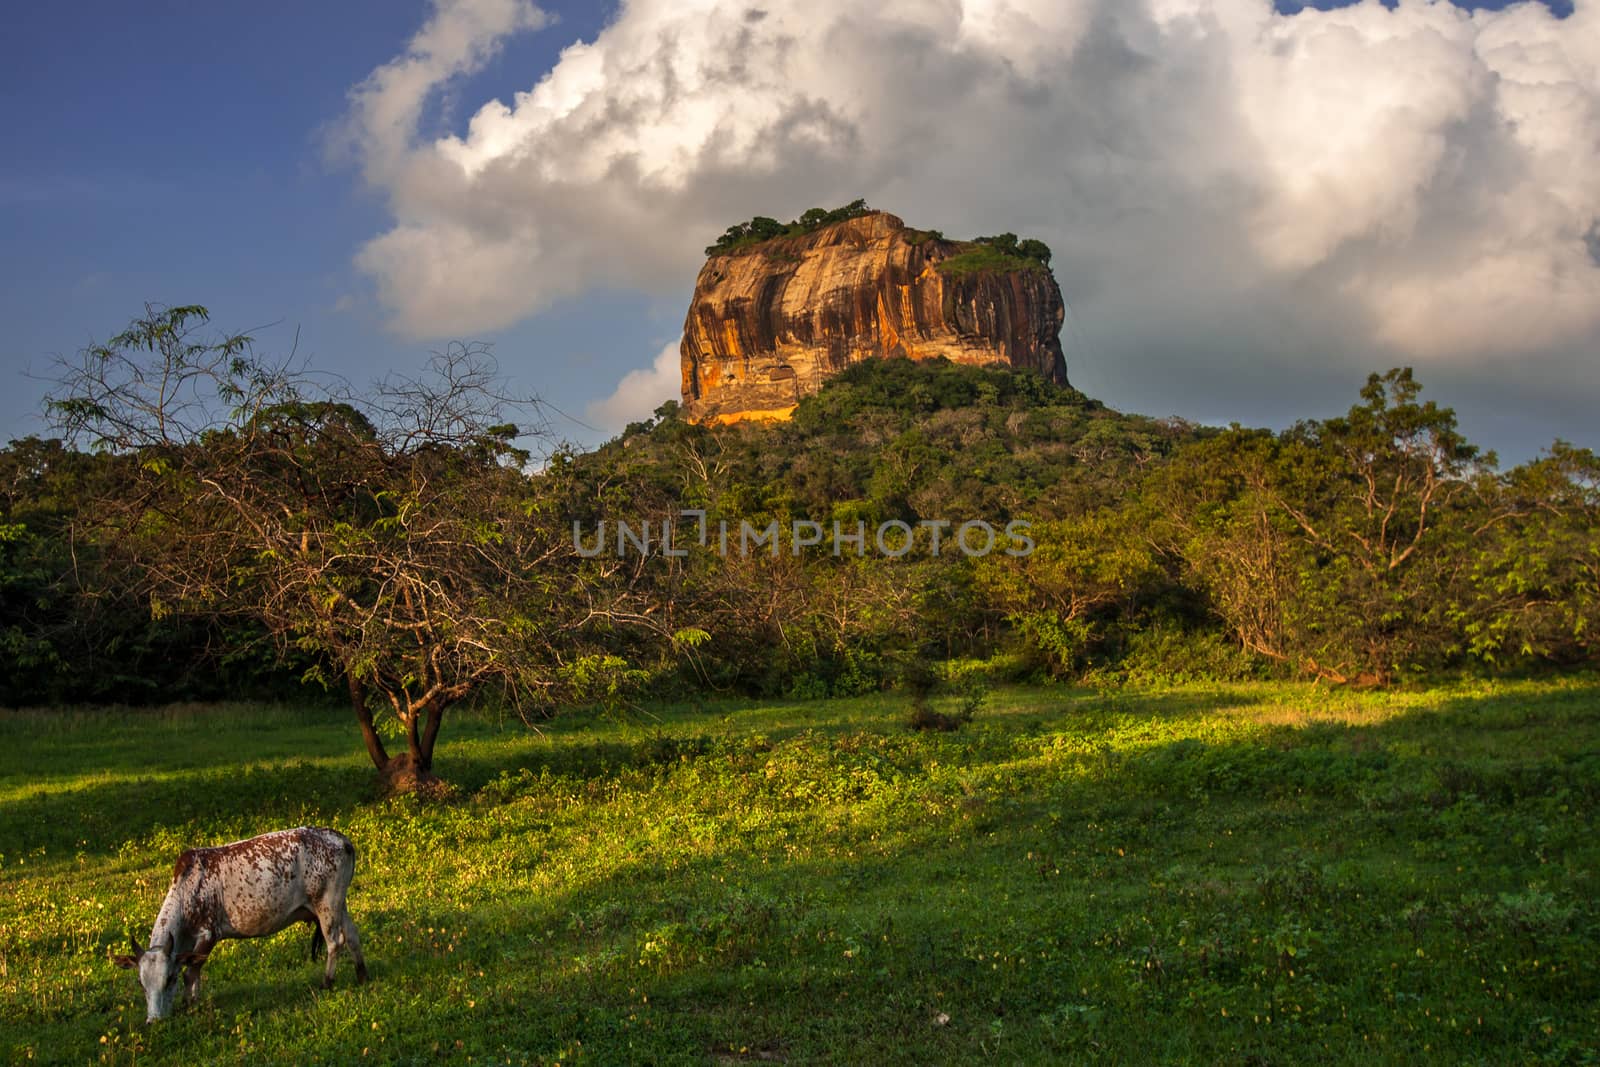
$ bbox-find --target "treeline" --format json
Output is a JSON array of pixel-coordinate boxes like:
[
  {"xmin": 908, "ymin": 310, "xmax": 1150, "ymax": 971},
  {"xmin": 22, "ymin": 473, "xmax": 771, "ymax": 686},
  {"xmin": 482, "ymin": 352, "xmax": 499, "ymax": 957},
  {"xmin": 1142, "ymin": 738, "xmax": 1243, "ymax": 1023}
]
[
  {"xmin": 4, "ymin": 349, "xmax": 1597, "ymax": 711},
  {"xmin": 0, "ymin": 437, "xmax": 306, "ymax": 705},
  {"xmin": 703, "ymin": 199, "xmax": 874, "ymax": 257},
  {"xmin": 579, "ymin": 360, "xmax": 1598, "ymax": 692}
]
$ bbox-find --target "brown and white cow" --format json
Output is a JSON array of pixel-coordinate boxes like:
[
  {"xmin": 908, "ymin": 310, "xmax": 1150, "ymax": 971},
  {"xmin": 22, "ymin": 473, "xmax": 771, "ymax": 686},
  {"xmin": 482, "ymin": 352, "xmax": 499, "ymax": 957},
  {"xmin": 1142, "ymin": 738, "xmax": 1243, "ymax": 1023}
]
[{"xmin": 112, "ymin": 826, "xmax": 368, "ymax": 1021}]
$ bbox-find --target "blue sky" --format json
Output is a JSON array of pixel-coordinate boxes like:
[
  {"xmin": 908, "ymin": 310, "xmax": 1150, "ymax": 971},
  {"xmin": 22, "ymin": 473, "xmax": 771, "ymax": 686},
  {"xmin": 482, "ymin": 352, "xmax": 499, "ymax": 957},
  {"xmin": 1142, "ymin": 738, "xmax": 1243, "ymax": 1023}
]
[
  {"xmin": 2, "ymin": 0, "xmax": 1594, "ymax": 460},
  {"xmin": 0, "ymin": 1, "xmax": 652, "ymax": 448}
]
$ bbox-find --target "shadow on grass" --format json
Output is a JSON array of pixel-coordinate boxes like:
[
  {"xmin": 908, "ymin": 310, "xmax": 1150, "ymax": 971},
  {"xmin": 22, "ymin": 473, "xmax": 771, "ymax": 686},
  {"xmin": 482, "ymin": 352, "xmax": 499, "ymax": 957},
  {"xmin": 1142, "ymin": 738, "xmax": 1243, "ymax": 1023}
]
[
  {"xmin": 0, "ymin": 680, "xmax": 1420, "ymax": 863},
  {"xmin": 0, "ymin": 704, "xmax": 346, "ymax": 776},
  {"xmin": 9, "ymin": 678, "xmax": 1595, "ymax": 857},
  {"xmin": 0, "ymin": 760, "xmax": 378, "ymax": 861}
]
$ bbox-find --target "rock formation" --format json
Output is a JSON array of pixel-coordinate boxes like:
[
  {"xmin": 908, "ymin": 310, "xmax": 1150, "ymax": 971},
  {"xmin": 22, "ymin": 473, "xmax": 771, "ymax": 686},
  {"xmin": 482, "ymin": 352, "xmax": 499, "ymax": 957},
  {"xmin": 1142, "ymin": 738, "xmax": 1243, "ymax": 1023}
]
[{"xmin": 680, "ymin": 211, "xmax": 1068, "ymax": 423}]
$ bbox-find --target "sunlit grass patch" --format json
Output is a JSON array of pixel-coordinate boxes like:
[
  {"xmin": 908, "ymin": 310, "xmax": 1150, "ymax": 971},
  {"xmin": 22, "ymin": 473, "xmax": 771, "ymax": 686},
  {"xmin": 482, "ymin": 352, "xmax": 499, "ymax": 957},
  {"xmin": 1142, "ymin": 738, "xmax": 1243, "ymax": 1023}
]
[{"xmin": 3, "ymin": 677, "xmax": 1598, "ymax": 1063}]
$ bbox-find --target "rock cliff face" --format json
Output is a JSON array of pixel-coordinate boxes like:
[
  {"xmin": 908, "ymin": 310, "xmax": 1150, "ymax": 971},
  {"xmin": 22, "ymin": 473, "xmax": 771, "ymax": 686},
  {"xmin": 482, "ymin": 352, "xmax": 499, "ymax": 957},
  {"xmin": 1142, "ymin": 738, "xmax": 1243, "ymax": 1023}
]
[{"xmin": 680, "ymin": 212, "xmax": 1068, "ymax": 423}]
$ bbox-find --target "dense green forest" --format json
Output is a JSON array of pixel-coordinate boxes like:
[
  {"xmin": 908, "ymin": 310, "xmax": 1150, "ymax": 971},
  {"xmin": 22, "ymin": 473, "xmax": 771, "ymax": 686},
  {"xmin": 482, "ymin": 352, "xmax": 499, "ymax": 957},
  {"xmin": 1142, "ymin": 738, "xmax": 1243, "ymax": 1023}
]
[
  {"xmin": 574, "ymin": 358, "xmax": 1597, "ymax": 692},
  {"xmin": 4, "ymin": 307, "xmax": 1597, "ymax": 779}
]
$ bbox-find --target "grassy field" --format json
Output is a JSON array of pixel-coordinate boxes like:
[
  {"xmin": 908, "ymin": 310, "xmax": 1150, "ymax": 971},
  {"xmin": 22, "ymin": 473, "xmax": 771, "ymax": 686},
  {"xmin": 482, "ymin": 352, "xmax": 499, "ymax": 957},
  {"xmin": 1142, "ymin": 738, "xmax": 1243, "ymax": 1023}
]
[{"xmin": 2, "ymin": 679, "xmax": 1597, "ymax": 1065}]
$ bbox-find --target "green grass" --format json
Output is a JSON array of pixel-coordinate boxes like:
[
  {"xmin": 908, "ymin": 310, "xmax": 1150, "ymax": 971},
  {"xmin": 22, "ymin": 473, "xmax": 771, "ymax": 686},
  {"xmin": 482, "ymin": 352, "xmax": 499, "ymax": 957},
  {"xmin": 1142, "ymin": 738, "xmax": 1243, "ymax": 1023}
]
[
  {"xmin": 3, "ymin": 679, "xmax": 1598, "ymax": 1064},
  {"xmin": 934, "ymin": 244, "xmax": 1049, "ymax": 277}
]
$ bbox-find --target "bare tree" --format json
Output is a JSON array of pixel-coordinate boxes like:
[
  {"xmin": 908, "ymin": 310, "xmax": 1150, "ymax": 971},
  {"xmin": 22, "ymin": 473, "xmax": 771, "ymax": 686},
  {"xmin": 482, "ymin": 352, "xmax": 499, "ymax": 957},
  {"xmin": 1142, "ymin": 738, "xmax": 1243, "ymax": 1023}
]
[{"xmin": 48, "ymin": 304, "xmax": 582, "ymax": 790}]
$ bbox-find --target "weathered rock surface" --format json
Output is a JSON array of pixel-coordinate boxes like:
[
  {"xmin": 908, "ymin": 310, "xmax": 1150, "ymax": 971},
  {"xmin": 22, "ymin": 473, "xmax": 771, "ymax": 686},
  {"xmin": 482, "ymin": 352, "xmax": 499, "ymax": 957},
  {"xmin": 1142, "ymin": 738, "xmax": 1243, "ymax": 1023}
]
[{"xmin": 680, "ymin": 212, "xmax": 1068, "ymax": 423}]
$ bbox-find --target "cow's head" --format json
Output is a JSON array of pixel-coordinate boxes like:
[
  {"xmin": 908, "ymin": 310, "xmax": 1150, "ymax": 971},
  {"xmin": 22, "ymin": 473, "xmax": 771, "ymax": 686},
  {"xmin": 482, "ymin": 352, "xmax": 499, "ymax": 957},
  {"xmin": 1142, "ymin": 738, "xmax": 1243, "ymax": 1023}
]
[{"xmin": 112, "ymin": 935, "xmax": 188, "ymax": 1021}]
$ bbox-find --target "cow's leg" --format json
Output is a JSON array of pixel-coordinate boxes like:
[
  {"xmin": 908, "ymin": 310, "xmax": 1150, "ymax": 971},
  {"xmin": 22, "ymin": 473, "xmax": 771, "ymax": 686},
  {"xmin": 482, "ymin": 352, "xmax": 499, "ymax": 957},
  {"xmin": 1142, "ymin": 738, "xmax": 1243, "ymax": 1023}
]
[
  {"xmin": 343, "ymin": 911, "xmax": 369, "ymax": 984},
  {"xmin": 309, "ymin": 920, "xmax": 325, "ymax": 962},
  {"xmin": 316, "ymin": 841, "xmax": 364, "ymax": 989},
  {"xmin": 316, "ymin": 908, "xmax": 343, "ymax": 989},
  {"xmin": 180, "ymin": 934, "xmax": 213, "ymax": 1004}
]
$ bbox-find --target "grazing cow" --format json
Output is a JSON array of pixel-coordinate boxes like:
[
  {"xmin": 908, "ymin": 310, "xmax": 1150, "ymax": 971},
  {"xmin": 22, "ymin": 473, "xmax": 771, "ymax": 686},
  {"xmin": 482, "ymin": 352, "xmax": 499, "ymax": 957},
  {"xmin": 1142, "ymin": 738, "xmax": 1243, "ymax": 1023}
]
[{"xmin": 112, "ymin": 826, "xmax": 368, "ymax": 1021}]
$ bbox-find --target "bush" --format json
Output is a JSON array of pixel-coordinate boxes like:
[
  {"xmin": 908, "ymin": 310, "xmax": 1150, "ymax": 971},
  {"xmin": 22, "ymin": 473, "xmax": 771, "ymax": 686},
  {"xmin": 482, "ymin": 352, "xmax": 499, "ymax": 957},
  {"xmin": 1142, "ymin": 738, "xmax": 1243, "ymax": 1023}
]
[{"xmin": 1109, "ymin": 623, "xmax": 1259, "ymax": 686}]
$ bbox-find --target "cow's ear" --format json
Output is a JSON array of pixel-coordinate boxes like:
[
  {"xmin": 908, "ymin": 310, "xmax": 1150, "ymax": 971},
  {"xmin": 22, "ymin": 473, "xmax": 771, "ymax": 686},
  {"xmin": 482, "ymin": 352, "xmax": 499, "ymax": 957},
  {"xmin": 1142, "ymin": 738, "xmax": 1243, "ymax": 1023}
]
[
  {"xmin": 175, "ymin": 951, "xmax": 208, "ymax": 967},
  {"xmin": 112, "ymin": 954, "xmax": 139, "ymax": 969}
]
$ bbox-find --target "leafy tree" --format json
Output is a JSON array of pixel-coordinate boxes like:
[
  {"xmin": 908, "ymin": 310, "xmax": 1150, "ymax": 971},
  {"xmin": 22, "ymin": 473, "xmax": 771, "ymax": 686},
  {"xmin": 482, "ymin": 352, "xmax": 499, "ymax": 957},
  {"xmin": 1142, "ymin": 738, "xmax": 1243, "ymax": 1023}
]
[
  {"xmin": 1141, "ymin": 428, "xmax": 1306, "ymax": 670},
  {"xmin": 936, "ymin": 232, "xmax": 1054, "ymax": 275},
  {"xmin": 1148, "ymin": 369, "xmax": 1497, "ymax": 681},
  {"xmin": 1268, "ymin": 369, "xmax": 1491, "ymax": 679},
  {"xmin": 975, "ymin": 510, "xmax": 1160, "ymax": 675},
  {"xmin": 0, "ymin": 439, "xmax": 83, "ymax": 701},
  {"xmin": 1457, "ymin": 442, "xmax": 1600, "ymax": 665},
  {"xmin": 0, "ymin": 437, "xmax": 281, "ymax": 704},
  {"xmin": 1015, "ymin": 238, "xmax": 1052, "ymax": 266},
  {"xmin": 46, "ymin": 305, "xmax": 591, "ymax": 789}
]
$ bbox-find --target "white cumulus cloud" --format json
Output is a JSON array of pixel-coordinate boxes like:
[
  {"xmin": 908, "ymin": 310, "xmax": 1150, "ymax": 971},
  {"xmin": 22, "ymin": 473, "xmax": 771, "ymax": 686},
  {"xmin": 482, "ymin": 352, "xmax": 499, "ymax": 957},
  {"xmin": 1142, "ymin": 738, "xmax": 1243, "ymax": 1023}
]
[
  {"xmin": 341, "ymin": 0, "xmax": 1600, "ymax": 448},
  {"xmin": 586, "ymin": 340, "xmax": 682, "ymax": 432}
]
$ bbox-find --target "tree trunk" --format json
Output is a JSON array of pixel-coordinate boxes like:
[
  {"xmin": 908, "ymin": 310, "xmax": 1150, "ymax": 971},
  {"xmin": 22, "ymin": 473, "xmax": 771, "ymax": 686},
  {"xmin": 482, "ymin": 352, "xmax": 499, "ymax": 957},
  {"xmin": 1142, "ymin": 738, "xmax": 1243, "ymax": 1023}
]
[
  {"xmin": 404, "ymin": 707, "xmax": 423, "ymax": 769},
  {"xmin": 419, "ymin": 700, "xmax": 447, "ymax": 772},
  {"xmin": 371, "ymin": 700, "xmax": 449, "ymax": 794},
  {"xmin": 351, "ymin": 677, "xmax": 443, "ymax": 794},
  {"xmin": 377, "ymin": 751, "xmax": 443, "ymax": 794},
  {"xmin": 377, "ymin": 700, "xmax": 447, "ymax": 794},
  {"xmin": 348, "ymin": 675, "xmax": 390, "ymax": 770}
]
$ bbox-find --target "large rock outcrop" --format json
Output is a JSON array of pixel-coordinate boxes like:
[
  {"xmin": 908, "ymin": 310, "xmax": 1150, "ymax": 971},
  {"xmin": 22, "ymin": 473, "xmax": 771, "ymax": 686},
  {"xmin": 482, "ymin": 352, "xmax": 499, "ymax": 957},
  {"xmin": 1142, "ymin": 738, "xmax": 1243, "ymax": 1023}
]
[{"xmin": 680, "ymin": 212, "xmax": 1068, "ymax": 423}]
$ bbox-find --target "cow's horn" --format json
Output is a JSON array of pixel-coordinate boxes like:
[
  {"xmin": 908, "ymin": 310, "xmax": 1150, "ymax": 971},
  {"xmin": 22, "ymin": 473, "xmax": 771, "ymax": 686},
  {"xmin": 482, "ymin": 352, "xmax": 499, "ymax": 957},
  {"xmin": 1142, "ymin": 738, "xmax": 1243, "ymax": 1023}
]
[{"xmin": 130, "ymin": 935, "xmax": 143, "ymax": 956}]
